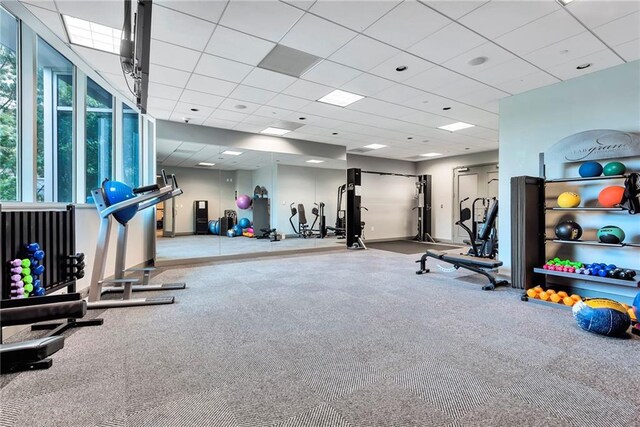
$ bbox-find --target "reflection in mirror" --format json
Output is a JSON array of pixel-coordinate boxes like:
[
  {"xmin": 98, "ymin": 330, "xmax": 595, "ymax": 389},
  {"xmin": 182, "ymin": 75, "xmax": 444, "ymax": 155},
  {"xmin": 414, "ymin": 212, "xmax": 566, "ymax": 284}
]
[{"xmin": 155, "ymin": 143, "xmax": 346, "ymax": 264}]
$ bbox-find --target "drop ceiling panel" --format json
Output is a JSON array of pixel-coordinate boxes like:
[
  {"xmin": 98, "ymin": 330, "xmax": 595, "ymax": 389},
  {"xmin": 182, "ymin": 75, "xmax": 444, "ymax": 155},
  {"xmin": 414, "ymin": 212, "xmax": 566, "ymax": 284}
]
[
  {"xmin": 441, "ymin": 42, "xmax": 516, "ymax": 77},
  {"xmin": 281, "ymin": 79, "xmax": 333, "ymax": 100},
  {"xmin": 147, "ymin": 97, "xmax": 177, "ymax": 112},
  {"xmin": 403, "ymin": 65, "xmax": 461, "ymax": 92},
  {"xmin": 72, "ymin": 46, "xmax": 121, "ymax": 75},
  {"xmin": 178, "ymin": 90, "xmax": 225, "ymax": 109},
  {"xmin": 174, "ymin": 102, "xmax": 214, "ymax": 118},
  {"xmin": 544, "ymin": 49, "xmax": 624, "ymax": 81},
  {"xmin": 373, "ymin": 83, "xmax": 428, "ymax": 104},
  {"xmin": 233, "ymin": 123, "xmax": 267, "ymax": 134},
  {"xmin": 229, "ymin": 85, "xmax": 278, "ymax": 104},
  {"xmin": 458, "ymin": 0, "xmax": 559, "ymax": 39},
  {"xmin": 242, "ymin": 68, "xmax": 297, "ymax": 92},
  {"xmin": 266, "ymin": 94, "xmax": 312, "ymax": 111},
  {"xmin": 369, "ymin": 52, "xmax": 435, "ymax": 82},
  {"xmin": 340, "ymin": 73, "xmax": 395, "ymax": 97},
  {"xmin": 347, "ymin": 98, "xmax": 416, "ymax": 119},
  {"xmin": 149, "ymin": 83, "xmax": 185, "ymax": 101},
  {"xmin": 329, "ymin": 35, "xmax": 399, "ymax": 71},
  {"xmin": 524, "ymin": 32, "xmax": 608, "ymax": 69},
  {"xmin": 429, "ymin": 75, "xmax": 493, "ymax": 99},
  {"xmin": 219, "ymin": 1, "xmax": 305, "ymax": 42},
  {"xmin": 154, "ymin": 0, "xmax": 227, "ymax": 24},
  {"xmin": 407, "ymin": 22, "xmax": 485, "ymax": 64},
  {"xmin": 242, "ymin": 115, "xmax": 277, "ymax": 126},
  {"xmin": 204, "ymin": 117, "xmax": 239, "ymax": 129},
  {"xmin": 301, "ymin": 60, "xmax": 362, "ymax": 87},
  {"xmin": 592, "ymin": 11, "xmax": 640, "ymax": 47},
  {"xmin": 218, "ymin": 98, "xmax": 262, "ymax": 114},
  {"xmin": 566, "ymin": 0, "xmax": 640, "ymax": 28},
  {"xmin": 22, "ymin": 0, "xmax": 57, "ymax": 11},
  {"xmin": 150, "ymin": 39, "xmax": 201, "ymax": 72},
  {"xmin": 149, "ymin": 64, "xmax": 192, "ymax": 87},
  {"xmin": 279, "ymin": 13, "xmax": 357, "ymax": 58},
  {"xmin": 209, "ymin": 109, "xmax": 250, "ymax": 122},
  {"xmin": 400, "ymin": 111, "xmax": 453, "ymax": 128},
  {"xmin": 613, "ymin": 38, "xmax": 640, "ymax": 62},
  {"xmin": 148, "ymin": 109, "xmax": 172, "ymax": 120},
  {"xmin": 194, "ymin": 54, "xmax": 253, "ymax": 83},
  {"xmin": 23, "ymin": 4, "xmax": 68, "ymax": 42},
  {"xmin": 424, "ymin": 1, "xmax": 488, "ymax": 20},
  {"xmin": 364, "ymin": 0, "xmax": 451, "ymax": 49},
  {"xmin": 55, "ymin": 0, "xmax": 123, "ymax": 28},
  {"xmin": 205, "ymin": 27, "xmax": 276, "ymax": 66},
  {"xmin": 453, "ymin": 85, "xmax": 510, "ymax": 106},
  {"xmin": 151, "ymin": 5, "xmax": 216, "ymax": 51},
  {"xmin": 472, "ymin": 57, "xmax": 541, "ymax": 87},
  {"xmin": 186, "ymin": 74, "xmax": 238, "ymax": 97},
  {"xmin": 254, "ymin": 105, "xmax": 295, "ymax": 119},
  {"xmin": 495, "ymin": 10, "xmax": 585, "ymax": 56},
  {"xmin": 309, "ymin": 0, "xmax": 401, "ymax": 32},
  {"xmin": 168, "ymin": 113, "xmax": 204, "ymax": 125}
]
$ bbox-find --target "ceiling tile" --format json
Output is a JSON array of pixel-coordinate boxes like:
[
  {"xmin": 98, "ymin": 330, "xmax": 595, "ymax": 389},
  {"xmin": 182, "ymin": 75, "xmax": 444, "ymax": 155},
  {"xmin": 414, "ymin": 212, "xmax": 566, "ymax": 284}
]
[
  {"xmin": 151, "ymin": 5, "xmax": 216, "ymax": 51},
  {"xmin": 149, "ymin": 64, "xmax": 191, "ymax": 87},
  {"xmin": 495, "ymin": 70, "xmax": 559, "ymax": 95},
  {"xmin": 373, "ymin": 84, "xmax": 427, "ymax": 104},
  {"xmin": 147, "ymin": 96, "xmax": 177, "ymax": 112},
  {"xmin": 194, "ymin": 54, "xmax": 253, "ymax": 83},
  {"xmin": 369, "ymin": 52, "xmax": 435, "ymax": 82},
  {"xmin": 55, "ymin": 0, "xmax": 123, "ymax": 28},
  {"xmin": 229, "ymin": 85, "xmax": 278, "ymax": 104},
  {"xmin": 205, "ymin": 26, "xmax": 275, "ymax": 66},
  {"xmin": 424, "ymin": 1, "xmax": 487, "ymax": 20},
  {"xmin": 281, "ymin": 0, "xmax": 316, "ymax": 11},
  {"xmin": 340, "ymin": 73, "xmax": 395, "ymax": 97},
  {"xmin": 347, "ymin": 98, "xmax": 416, "ymax": 119},
  {"xmin": 403, "ymin": 66, "xmax": 460, "ymax": 92},
  {"xmin": 364, "ymin": 0, "xmax": 451, "ymax": 49},
  {"xmin": 179, "ymin": 90, "xmax": 225, "ymax": 109},
  {"xmin": 210, "ymin": 109, "xmax": 251, "ymax": 122},
  {"xmin": 400, "ymin": 111, "xmax": 452, "ymax": 128},
  {"xmin": 592, "ymin": 11, "xmax": 640, "ymax": 47},
  {"xmin": 150, "ymin": 39, "xmax": 201, "ymax": 72},
  {"xmin": 154, "ymin": 1, "xmax": 227, "ymax": 23},
  {"xmin": 301, "ymin": 60, "xmax": 362, "ymax": 86},
  {"xmin": 545, "ymin": 49, "xmax": 624, "ymax": 81},
  {"xmin": 23, "ymin": 4, "xmax": 68, "ymax": 42},
  {"xmin": 169, "ymin": 113, "xmax": 204, "ymax": 125},
  {"xmin": 149, "ymin": 82, "xmax": 184, "ymax": 100},
  {"xmin": 173, "ymin": 102, "xmax": 214, "ymax": 118},
  {"xmin": 495, "ymin": 10, "xmax": 584, "ymax": 56},
  {"xmin": 266, "ymin": 94, "xmax": 312, "ymax": 111},
  {"xmin": 441, "ymin": 42, "xmax": 516, "ymax": 77},
  {"xmin": 72, "ymin": 46, "xmax": 122, "ymax": 75},
  {"xmin": 453, "ymin": 85, "xmax": 510, "ymax": 106},
  {"xmin": 279, "ymin": 13, "xmax": 357, "ymax": 58},
  {"xmin": 218, "ymin": 99, "xmax": 263, "ymax": 114},
  {"xmin": 613, "ymin": 38, "xmax": 640, "ymax": 62},
  {"xmin": 203, "ymin": 117, "xmax": 238, "ymax": 129},
  {"xmin": 232, "ymin": 123, "xmax": 267, "ymax": 134},
  {"xmin": 309, "ymin": 0, "xmax": 401, "ymax": 32},
  {"xmin": 21, "ymin": 0, "xmax": 57, "ymax": 11},
  {"xmin": 458, "ymin": 0, "xmax": 559, "ymax": 39},
  {"xmin": 281, "ymin": 79, "xmax": 333, "ymax": 100},
  {"xmin": 472, "ymin": 57, "xmax": 541, "ymax": 87},
  {"xmin": 566, "ymin": 0, "xmax": 640, "ymax": 28},
  {"xmin": 186, "ymin": 74, "xmax": 237, "ymax": 97},
  {"xmin": 408, "ymin": 22, "xmax": 485, "ymax": 64},
  {"xmin": 219, "ymin": 1, "xmax": 305, "ymax": 42},
  {"xmin": 524, "ymin": 31, "xmax": 608, "ymax": 69},
  {"xmin": 254, "ymin": 105, "xmax": 295, "ymax": 119},
  {"xmin": 428, "ymin": 74, "xmax": 488, "ymax": 98},
  {"xmin": 241, "ymin": 67, "xmax": 297, "ymax": 92},
  {"xmin": 241, "ymin": 115, "xmax": 276, "ymax": 126},
  {"xmin": 329, "ymin": 35, "xmax": 399, "ymax": 71}
]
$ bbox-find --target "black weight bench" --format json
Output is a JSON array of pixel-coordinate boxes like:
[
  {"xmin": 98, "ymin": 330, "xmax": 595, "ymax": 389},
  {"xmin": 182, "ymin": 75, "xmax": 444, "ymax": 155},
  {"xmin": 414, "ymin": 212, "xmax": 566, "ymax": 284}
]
[
  {"xmin": 1, "ymin": 293, "xmax": 87, "ymax": 373},
  {"xmin": 416, "ymin": 249, "xmax": 510, "ymax": 291}
]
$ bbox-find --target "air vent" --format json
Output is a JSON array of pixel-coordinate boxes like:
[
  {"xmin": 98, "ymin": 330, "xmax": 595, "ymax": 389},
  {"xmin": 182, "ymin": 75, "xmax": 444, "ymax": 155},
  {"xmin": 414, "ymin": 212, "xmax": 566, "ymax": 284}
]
[
  {"xmin": 349, "ymin": 148, "xmax": 374, "ymax": 153},
  {"xmin": 258, "ymin": 45, "xmax": 322, "ymax": 78}
]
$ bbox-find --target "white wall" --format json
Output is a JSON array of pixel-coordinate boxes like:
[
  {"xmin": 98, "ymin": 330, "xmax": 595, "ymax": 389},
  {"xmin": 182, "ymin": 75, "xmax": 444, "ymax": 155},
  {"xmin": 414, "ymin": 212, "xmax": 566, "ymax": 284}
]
[
  {"xmin": 499, "ymin": 60, "xmax": 640, "ymax": 296},
  {"xmin": 416, "ymin": 150, "xmax": 499, "ymax": 241}
]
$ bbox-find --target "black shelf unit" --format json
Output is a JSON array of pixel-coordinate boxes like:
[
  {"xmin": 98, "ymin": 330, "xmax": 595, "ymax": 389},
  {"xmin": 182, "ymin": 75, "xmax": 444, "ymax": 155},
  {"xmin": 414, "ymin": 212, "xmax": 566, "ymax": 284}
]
[
  {"xmin": 546, "ymin": 174, "xmax": 628, "ymax": 183},
  {"xmin": 546, "ymin": 239, "xmax": 640, "ymax": 248},
  {"xmin": 532, "ymin": 268, "xmax": 639, "ymax": 288}
]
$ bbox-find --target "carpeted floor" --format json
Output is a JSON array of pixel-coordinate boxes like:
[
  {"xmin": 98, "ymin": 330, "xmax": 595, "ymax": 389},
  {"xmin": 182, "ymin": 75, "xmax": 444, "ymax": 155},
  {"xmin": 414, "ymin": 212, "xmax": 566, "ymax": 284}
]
[
  {"xmin": 1, "ymin": 249, "xmax": 638, "ymax": 427},
  {"xmin": 365, "ymin": 240, "xmax": 463, "ymax": 254}
]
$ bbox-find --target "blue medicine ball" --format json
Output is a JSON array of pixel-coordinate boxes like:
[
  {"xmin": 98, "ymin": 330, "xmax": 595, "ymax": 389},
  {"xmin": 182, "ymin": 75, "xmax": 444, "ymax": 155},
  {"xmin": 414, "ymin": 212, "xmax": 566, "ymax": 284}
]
[
  {"xmin": 226, "ymin": 229, "xmax": 236, "ymax": 238},
  {"xmin": 233, "ymin": 224, "xmax": 244, "ymax": 236},
  {"xmin": 634, "ymin": 291, "xmax": 640, "ymax": 312},
  {"xmin": 578, "ymin": 161, "xmax": 603, "ymax": 178},
  {"xmin": 573, "ymin": 298, "xmax": 631, "ymax": 337},
  {"xmin": 102, "ymin": 180, "xmax": 138, "ymax": 225},
  {"xmin": 238, "ymin": 217, "xmax": 251, "ymax": 229}
]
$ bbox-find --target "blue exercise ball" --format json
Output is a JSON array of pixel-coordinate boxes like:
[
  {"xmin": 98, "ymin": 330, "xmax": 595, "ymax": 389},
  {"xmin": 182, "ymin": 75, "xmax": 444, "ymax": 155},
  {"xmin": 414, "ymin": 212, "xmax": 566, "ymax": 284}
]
[
  {"xmin": 578, "ymin": 161, "xmax": 603, "ymax": 178},
  {"xmin": 208, "ymin": 220, "xmax": 218, "ymax": 235},
  {"xmin": 226, "ymin": 229, "xmax": 236, "ymax": 238},
  {"xmin": 238, "ymin": 217, "xmax": 251, "ymax": 229},
  {"xmin": 102, "ymin": 180, "xmax": 138, "ymax": 225},
  {"xmin": 233, "ymin": 224, "xmax": 243, "ymax": 236}
]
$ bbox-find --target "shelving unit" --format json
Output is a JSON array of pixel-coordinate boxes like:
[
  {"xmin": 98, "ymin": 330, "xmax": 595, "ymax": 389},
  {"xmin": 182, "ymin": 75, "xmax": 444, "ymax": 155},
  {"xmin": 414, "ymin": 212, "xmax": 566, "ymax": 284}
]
[
  {"xmin": 532, "ymin": 268, "xmax": 639, "ymax": 288},
  {"xmin": 546, "ymin": 174, "xmax": 627, "ymax": 183},
  {"xmin": 547, "ymin": 239, "xmax": 640, "ymax": 248}
]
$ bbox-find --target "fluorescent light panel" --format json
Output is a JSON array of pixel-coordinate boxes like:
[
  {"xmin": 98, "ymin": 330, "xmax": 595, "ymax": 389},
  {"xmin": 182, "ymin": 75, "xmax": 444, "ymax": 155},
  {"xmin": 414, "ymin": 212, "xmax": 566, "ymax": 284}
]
[
  {"xmin": 261, "ymin": 127, "xmax": 291, "ymax": 135},
  {"xmin": 421, "ymin": 152, "xmax": 442, "ymax": 157},
  {"xmin": 317, "ymin": 90, "xmax": 364, "ymax": 107},
  {"xmin": 438, "ymin": 122, "xmax": 475, "ymax": 132},
  {"xmin": 363, "ymin": 144, "xmax": 387, "ymax": 150},
  {"xmin": 198, "ymin": 162, "xmax": 215, "ymax": 166},
  {"xmin": 222, "ymin": 150, "xmax": 243, "ymax": 155},
  {"xmin": 306, "ymin": 159, "xmax": 324, "ymax": 164},
  {"xmin": 63, "ymin": 15, "xmax": 122, "ymax": 54}
]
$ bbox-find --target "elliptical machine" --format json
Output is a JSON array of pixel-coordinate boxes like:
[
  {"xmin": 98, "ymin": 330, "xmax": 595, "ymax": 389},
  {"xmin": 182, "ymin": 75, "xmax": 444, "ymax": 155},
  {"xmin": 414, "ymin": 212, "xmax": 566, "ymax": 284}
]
[{"xmin": 456, "ymin": 197, "xmax": 499, "ymax": 259}]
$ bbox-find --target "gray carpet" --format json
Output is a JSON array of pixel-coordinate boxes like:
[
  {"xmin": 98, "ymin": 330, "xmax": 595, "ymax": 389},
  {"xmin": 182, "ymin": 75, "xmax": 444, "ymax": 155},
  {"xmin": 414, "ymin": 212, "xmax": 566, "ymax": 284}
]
[
  {"xmin": 1, "ymin": 249, "xmax": 638, "ymax": 427},
  {"xmin": 365, "ymin": 240, "xmax": 462, "ymax": 254}
]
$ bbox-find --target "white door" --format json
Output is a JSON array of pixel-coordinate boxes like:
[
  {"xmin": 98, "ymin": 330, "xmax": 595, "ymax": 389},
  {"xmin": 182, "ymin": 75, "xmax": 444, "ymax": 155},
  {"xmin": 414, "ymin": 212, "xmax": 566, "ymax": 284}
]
[{"xmin": 453, "ymin": 164, "xmax": 499, "ymax": 244}]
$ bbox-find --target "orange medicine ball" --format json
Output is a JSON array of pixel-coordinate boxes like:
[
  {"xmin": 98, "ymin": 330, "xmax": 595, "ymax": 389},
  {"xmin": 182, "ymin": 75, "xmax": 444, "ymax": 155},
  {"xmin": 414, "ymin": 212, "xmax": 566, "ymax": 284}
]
[{"xmin": 598, "ymin": 186, "xmax": 625, "ymax": 208}]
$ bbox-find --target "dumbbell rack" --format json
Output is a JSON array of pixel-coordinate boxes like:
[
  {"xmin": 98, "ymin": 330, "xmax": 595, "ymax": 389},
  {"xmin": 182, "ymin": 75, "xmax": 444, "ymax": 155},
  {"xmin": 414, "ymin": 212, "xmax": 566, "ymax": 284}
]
[{"xmin": 0, "ymin": 204, "xmax": 103, "ymax": 337}]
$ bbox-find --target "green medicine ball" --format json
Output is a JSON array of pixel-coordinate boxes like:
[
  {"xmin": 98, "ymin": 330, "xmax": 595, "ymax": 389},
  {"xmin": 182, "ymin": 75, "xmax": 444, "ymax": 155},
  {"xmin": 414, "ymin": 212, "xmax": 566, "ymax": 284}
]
[
  {"xmin": 602, "ymin": 162, "xmax": 626, "ymax": 176},
  {"xmin": 597, "ymin": 225, "xmax": 625, "ymax": 244}
]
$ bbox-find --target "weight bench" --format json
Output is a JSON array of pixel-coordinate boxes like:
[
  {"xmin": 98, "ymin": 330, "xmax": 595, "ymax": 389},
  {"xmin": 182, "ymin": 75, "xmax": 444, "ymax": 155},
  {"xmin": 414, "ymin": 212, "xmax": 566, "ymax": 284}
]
[
  {"xmin": 416, "ymin": 249, "xmax": 510, "ymax": 291},
  {"xmin": 1, "ymin": 293, "xmax": 87, "ymax": 373}
]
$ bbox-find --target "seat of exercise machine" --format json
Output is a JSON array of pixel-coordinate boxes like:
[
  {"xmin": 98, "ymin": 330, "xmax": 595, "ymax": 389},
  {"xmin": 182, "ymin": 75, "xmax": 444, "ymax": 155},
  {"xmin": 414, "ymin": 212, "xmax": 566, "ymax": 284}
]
[
  {"xmin": 1, "ymin": 293, "xmax": 87, "ymax": 327},
  {"xmin": 1, "ymin": 336, "xmax": 65, "ymax": 370},
  {"xmin": 425, "ymin": 249, "xmax": 503, "ymax": 269}
]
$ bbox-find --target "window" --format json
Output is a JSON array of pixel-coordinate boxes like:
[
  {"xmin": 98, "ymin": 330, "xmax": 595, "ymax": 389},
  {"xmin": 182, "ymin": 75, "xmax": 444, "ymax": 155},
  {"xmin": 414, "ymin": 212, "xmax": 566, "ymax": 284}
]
[
  {"xmin": 122, "ymin": 103, "xmax": 139, "ymax": 187},
  {"xmin": 85, "ymin": 78, "xmax": 113, "ymax": 201},
  {"xmin": 36, "ymin": 38, "xmax": 74, "ymax": 202},
  {"xmin": 0, "ymin": 8, "xmax": 18, "ymax": 201}
]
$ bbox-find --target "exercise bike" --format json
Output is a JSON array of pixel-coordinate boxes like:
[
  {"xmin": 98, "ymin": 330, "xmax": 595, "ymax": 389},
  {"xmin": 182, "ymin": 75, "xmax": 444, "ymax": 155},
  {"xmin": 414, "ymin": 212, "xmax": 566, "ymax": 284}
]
[{"xmin": 456, "ymin": 197, "xmax": 499, "ymax": 259}]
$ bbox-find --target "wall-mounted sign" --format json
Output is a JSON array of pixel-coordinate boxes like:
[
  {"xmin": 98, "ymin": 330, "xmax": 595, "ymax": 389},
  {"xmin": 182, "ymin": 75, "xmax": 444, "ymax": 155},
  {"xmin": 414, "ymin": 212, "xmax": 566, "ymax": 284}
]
[{"xmin": 545, "ymin": 130, "xmax": 640, "ymax": 163}]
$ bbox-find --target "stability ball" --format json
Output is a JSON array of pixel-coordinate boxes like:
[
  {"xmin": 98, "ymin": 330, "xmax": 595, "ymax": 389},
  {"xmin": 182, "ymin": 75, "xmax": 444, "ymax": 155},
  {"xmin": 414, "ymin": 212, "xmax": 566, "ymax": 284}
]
[
  {"xmin": 238, "ymin": 217, "xmax": 251, "ymax": 229},
  {"xmin": 233, "ymin": 224, "xmax": 243, "ymax": 236},
  {"xmin": 226, "ymin": 229, "xmax": 236, "ymax": 238},
  {"xmin": 555, "ymin": 220, "xmax": 583, "ymax": 241},
  {"xmin": 208, "ymin": 220, "xmax": 219, "ymax": 235},
  {"xmin": 102, "ymin": 180, "xmax": 138, "ymax": 225},
  {"xmin": 603, "ymin": 162, "xmax": 626, "ymax": 176},
  {"xmin": 573, "ymin": 299, "xmax": 631, "ymax": 337},
  {"xmin": 578, "ymin": 161, "xmax": 603, "ymax": 178},
  {"xmin": 598, "ymin": 186, "xmax": 625, "ymax": 208},
  {"xmin": 597, "ymin": 225, "xmax": 625, "ymax": 244},
  {"xmin": 236, "ymin": 195, "xmax": 252, "ymax": 210},
  {"xmin": 557, "ymin": 192, "xmax": 581, "ymax": 208}
]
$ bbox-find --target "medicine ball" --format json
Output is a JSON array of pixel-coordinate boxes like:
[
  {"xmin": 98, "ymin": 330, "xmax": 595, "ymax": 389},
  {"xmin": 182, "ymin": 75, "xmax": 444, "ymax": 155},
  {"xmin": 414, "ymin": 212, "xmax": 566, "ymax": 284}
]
[
  {"xmin": 555, "ymin": 220, "xmax": 582, "ymax": 241},
  {"xmin": 602, "ymin": 161, "xmax": 626, "ymax": 176},
  {"xmin": 238, "ymin": 217, "xmax": 251, "ymax": 229},
  {"xmin": 102, "ymin": 179, "xmax": 138, "ymax": 225},
  {"xmin": 557, "ymin": 192, "xmax": 581, "ymax": 208},
  {"xmin": 598, "ymin": 186, "xmax": 625, "ymax": 208},
  {"xmin": 596, "ymin": 225, "xmax": 625, "ymax": 244},
  {"xmin": 578, "ymin": 161, "xmax": 603, "ymax": 178},
  {"xmin": 226, "ymin": 229, "xmax": 236, "ymax": 238},
  {"xmin": 233, "ymin": 224, "xmax": 243, "ymax": 236},
  {"xmin": 573, "ymin": 299, "xmax": 631, "ymax": 337}
]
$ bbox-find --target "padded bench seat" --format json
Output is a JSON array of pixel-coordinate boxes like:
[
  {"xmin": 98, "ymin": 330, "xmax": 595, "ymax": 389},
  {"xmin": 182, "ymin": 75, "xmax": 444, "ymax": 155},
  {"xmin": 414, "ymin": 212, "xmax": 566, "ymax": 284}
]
[
  {"xmin": 0, "ymin": 336, "xmax": 65, "ymax": 373},
  {"xmin": 426, "ymin": 250, "xmax": 503, "ymax": 269}
]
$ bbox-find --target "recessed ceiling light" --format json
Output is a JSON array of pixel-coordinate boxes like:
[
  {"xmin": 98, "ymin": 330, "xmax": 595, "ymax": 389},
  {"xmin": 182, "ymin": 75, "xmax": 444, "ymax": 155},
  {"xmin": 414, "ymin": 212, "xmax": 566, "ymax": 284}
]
[
  {"xmin": 235, "ymin": 104, "xmax": 247, "ymax": 109},
  {"xmin": 465, "ymin": 147, "xmax": 471, "ymax": 150},
  {"xmin": 558, "ymin": 0, "xmax": 574, "ymax": 5},
  {"xmin": 317, "ymin": 89, "xmax": 364, "ymax": 107},
  {"xmin": 198, "ymin": 162, "xmax": 215, "ymax": 166},
  {"xmin": 261, "ymin": 127, "xmax": 291, "ymax": 136},
  {"xmin": 559, "ymin": 49, "xmax": 569, "ymax": 55},
  {"xmin": 63, "ymin": 15, "xmax": 122, "ymax": 54},
  {"xmin": 190, "ymin": 108, "xmax": 199, "ymax": 112},
  {"xmin": 306, "ymin": 159, "xmax": 324, "ymax": 164},
  {"xmin": 407, "ymin": 137, "xmax": 413, "ymax": 140},
  {"xmin": 576, "ymin": 63, "xmax": 592, "ymax": 70},
  {"xmin": 438, "ymin": 122, "xmax": 475, "ymax": 132},
  {"xmin": 396, "ymin": 65, "xmax": 407, "ymax": 72},
  {"xmin": 442, "ymin": 107, "xmax": 451, "ymax": 111},
  {"xmin": 332, "ymin": 132, "xmax": 338, "ymax": 135},
  {"xmin": 421, "ymin": 153, "xmax": 442, "ymax": 157},
  {"xmin": 299, "ymin": 117, "xmax": 306, "ymax": 120},
  {"xmin": 222, "ymin": 150, "xmax": 242, "ymax": 156},
  {"xmin": 364, "ymin": 144, "xmax": 387, "ymax": 149},
  {"xmin": 468, "ymin": 56, "xmax": 488, "ymax": 66}
]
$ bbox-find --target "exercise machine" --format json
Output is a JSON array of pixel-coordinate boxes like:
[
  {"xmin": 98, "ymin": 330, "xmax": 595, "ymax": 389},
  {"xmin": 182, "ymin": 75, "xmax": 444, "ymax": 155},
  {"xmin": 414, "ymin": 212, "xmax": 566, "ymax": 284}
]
[
  {"xmin": 456, "ymin": 197, "xmax": 499, "ymax": 259},
  {"xmin": 413, "ymin": 175, "xmax": 436, "ymax": 243},
  {"xmin": 288, "ymin": 203, "xmax": 319, "ymax": 238},
  {"xmin": 88, "ymin": 170, "xmax": 185, "ymax": 309},
  {"xmin": 346, "ymin": 168, "xmax": 366, "ymax": 249},
  {"xmin": 416, "ymin": 250, "xmax": 510, "ymax": 291}
]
